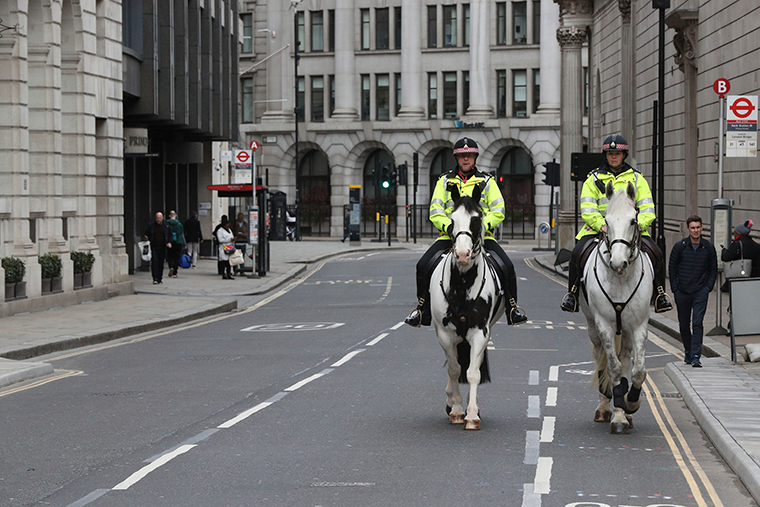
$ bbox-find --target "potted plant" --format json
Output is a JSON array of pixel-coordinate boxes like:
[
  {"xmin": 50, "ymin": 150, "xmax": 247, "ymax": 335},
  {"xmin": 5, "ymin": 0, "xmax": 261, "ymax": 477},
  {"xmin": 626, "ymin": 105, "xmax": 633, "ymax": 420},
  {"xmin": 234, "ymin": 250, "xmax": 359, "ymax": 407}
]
[
  {"xmin": 2, "ymin": 256, "xmax": 26, "ymax": 301},
  {"xmin": 40, "ymin": 253, "xmax": 63, "ymax": 294},
  {"xmin": 71, "ymin": 251, "xmax": 95, "ymax": 289}
]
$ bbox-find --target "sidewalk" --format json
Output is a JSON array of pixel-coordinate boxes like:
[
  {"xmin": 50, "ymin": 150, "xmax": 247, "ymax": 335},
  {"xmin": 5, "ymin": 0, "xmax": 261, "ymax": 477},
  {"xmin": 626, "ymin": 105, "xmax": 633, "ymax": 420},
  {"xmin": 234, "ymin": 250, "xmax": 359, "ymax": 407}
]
[{"xmin": 535, "ymin": 254, "xmax": 760, "ymax": 502}]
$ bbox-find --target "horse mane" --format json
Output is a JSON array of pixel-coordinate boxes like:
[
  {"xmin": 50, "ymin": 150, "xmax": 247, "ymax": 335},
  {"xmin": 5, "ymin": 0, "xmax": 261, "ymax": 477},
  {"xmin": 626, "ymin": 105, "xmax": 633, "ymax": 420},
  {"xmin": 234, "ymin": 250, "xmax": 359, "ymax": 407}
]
[
  {"xmin": 453, "ymin": 194, "xmax": 482, "ymax": 217},
  {"xmin": 605, "ymin": 185, "xmax": 635, "ymax": 218}
]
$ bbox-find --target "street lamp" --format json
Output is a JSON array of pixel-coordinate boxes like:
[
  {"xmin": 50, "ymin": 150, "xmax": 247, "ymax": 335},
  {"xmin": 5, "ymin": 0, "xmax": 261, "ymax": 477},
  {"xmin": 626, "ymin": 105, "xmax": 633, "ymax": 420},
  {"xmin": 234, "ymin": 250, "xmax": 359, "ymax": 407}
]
[
  {"xmin": 292, "ymin": 0, "xmax": 303, "ymax": 241},
  {"xmin": 653, "ymin": 0, "xmax": 669, "ymax": 255}
]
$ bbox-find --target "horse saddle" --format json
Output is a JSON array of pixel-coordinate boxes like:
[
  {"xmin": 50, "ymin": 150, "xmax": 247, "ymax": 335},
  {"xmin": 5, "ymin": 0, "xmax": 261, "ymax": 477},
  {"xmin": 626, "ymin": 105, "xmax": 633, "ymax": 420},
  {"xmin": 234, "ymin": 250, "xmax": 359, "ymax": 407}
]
[{"xmin": 578, "ymin": 238, "xmax": 600, "ymax": 300}]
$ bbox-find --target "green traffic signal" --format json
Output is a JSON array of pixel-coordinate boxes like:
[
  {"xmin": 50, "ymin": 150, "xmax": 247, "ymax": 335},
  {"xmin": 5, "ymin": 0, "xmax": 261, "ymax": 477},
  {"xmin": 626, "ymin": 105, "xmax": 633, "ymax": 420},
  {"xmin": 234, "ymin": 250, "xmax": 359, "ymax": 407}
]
[{"xmin": 382, "ymin": 180, "xmax": 390, "ymax": 189}]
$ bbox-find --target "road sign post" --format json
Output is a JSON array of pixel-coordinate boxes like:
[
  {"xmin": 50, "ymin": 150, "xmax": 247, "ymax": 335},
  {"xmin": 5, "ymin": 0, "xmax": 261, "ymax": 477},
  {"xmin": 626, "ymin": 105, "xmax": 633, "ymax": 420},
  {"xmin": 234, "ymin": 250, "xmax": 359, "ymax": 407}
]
[{"xmin": 713, "ymin": 78, "xmax": 730, "ymax": 198}]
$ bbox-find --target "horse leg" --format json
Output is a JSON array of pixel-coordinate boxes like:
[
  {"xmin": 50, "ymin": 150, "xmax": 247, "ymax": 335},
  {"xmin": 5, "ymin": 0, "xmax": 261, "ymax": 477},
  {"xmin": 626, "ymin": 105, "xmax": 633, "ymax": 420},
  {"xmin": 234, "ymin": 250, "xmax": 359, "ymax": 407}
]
[
  {"xmin": 464, "ymin": 332, "xmax": 488, "ymax": 430},
  {"xmin": 625, "ymin": 325, "xmax": 649, "ymax": 416},
  {"xmin": 599, "ymin": 327, "xmax": 630, "ymax": 434},
  {"xmin": 588, "ymin": 323, "xmax": 613, "ymax": 423},
  {"xmin": 439, "ymin": 333, "xmax": 465, "ymax": 424}
]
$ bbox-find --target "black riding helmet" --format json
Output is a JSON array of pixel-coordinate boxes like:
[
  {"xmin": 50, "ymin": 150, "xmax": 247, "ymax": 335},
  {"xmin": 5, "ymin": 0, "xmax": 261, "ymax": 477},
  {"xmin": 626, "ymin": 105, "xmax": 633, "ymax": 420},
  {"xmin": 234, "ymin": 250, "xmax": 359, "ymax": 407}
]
[
  {"xmin": 602, "ymin": 134, "xmax": 629, "ymax": 161},
  {"xmin": 453, "ymin": 137, "xmax": 479, "ymax": 158}
]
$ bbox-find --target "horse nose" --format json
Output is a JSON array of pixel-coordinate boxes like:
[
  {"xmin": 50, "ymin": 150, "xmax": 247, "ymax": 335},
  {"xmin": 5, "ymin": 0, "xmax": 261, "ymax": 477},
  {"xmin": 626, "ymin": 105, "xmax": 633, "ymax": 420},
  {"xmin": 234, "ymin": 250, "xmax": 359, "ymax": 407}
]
[
  {"xmin": 618, "ymin": 260, "xmax": 629, "ymax": 273},
  {"xmin": 456, "ymin": 249, "xmax": 471, "ymax": 263}
]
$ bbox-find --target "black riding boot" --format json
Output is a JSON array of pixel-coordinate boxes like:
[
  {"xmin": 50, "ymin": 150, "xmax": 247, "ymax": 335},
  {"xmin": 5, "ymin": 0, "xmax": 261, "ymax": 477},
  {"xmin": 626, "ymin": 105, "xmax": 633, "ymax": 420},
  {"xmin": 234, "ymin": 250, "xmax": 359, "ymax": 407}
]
[
  {"xmin": 503, "ymin": 273, "xmax": 528, "ymax": 325},
  {"xmin": 641, "ymin": 238, "xmax": 673, "ymax": 313},
  {"xmin": 405, "ymin": 274, "xmax": 432, "ymax": 327},
  {"xmin": 560, "ymin": 257, "xmax": 581, "ymax": 312}
]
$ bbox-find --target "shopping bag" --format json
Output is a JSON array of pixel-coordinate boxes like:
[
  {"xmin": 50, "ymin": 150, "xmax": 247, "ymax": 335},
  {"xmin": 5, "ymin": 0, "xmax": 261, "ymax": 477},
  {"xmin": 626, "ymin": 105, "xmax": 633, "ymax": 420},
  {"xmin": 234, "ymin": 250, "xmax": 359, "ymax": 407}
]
[
  {"xmin": 228, "ymin": 249, "xmax": 244, "ymax": 266},
  {"xmin": 138, "ymin": 241, "xmax": 151, "ymax": 262},
  {"xmin": 179, "ymin": 252, "xmax": 192, "ymax": 269},
  {"xmin": 724, "ymin": 241, "xmax": 752, "ymax": 279}
]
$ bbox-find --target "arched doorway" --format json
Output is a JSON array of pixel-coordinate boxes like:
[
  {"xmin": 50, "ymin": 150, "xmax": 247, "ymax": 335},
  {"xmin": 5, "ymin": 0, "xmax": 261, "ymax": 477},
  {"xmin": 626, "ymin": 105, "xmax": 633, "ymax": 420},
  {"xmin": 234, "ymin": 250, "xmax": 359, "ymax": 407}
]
[
  {"xmin": 362, "ymin": 149, "xmax": 396, "ymax": 236},
  {"xmin": 298, "ymin": 150, "xmax": 331, "ymax": 236},
  {"xmin": 496, "ymin": 147, "xmax": 535, "ymax": 239},
  {"xmin": 414, "ymin": 148, "xmax": 456, "ymax": 237}
]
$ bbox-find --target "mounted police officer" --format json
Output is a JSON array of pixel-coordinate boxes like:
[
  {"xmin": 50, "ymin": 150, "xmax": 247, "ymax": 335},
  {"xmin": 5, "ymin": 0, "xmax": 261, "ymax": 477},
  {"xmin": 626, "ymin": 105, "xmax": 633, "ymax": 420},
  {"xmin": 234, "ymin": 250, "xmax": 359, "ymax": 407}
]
[
  {"xmin": 405, "ymin": 137, "xmax": 528, "ymax": 327},
  {"xmin": 560, "ymin": 134, "xmax": 673, "ymax": 314}
]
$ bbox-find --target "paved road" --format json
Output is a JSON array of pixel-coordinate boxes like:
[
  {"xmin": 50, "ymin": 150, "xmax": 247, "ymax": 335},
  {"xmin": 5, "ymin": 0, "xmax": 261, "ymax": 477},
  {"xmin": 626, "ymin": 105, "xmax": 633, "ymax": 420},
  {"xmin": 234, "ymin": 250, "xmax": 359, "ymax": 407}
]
[{"xmin": 1, "ymin": 246, "xmax": 755, "ymax": 506}]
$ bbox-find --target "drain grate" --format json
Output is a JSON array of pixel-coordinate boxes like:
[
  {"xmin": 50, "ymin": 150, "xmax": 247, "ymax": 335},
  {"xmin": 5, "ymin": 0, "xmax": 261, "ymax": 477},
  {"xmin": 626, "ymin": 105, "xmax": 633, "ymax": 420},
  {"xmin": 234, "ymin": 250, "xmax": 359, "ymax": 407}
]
[
  {"xmin": 87, "ymin": 391, "xmax": 149, "ymax": 397},
  {"xmin": 182, "ymin": 355, "xmax": 246, "ymax": 362},
  {"xmin": 658, "ymin": 392, "xmax": 682, "ymax": 399}
]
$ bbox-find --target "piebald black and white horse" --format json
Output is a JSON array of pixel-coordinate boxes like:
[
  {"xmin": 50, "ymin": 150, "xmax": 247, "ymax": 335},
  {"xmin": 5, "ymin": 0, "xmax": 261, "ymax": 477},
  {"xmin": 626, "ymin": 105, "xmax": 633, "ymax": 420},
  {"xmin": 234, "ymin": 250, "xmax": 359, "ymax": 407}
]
[
  {"xmin": 429, "ymin": 186, "xmax": 505, "ymax": 430},
  {"xmin": 580, "ymin": 182, "xmax": 653, "ymax": 434}
]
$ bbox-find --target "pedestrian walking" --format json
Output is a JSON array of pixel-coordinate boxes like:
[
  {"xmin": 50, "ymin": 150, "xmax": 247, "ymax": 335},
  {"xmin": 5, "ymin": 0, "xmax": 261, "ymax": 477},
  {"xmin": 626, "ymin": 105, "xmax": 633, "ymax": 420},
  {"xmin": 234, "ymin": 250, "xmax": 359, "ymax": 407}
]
[
  {"xmin": 184, "ymin": 211, "xmax": 203, "ymax": 268},
  {"xmin": 165, "ymin": 210, "xmax": 186, "ymax": 277},
  {"xmin": 669, "ymin": 215, "xmax": 718, "ymax": 368},
  {"xmin": 143, "ymin": 212, "xmax": 173, "ymax": 284},
  {"xmin": 216, "ymin": 218, "xmax": 235, "ymax": 280},
  {"xmin": 341, "ymin": 208, "xmax": 350, "ymax": 243},
  {"xmin": 213, "ymin": 215, "xmax": 228, "ymax": 274}
]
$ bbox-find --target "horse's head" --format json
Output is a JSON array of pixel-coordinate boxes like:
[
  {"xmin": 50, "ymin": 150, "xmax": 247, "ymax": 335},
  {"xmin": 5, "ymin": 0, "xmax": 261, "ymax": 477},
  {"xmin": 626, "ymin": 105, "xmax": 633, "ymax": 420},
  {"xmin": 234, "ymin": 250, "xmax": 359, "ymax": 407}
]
[
  {"xmin": 603, "ymin": 181, "xmax": 641, "ymax": 275},
  {"xmin": 449, "ymin": 185, "xmax": 484, "ymax": 267}
]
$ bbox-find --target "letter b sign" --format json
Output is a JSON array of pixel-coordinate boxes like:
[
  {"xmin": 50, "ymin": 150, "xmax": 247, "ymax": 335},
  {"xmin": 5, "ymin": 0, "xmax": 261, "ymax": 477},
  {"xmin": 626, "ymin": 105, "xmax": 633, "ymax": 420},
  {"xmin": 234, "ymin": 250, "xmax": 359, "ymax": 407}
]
[{"xmin": 713, "ymin": 78, "xmax": 731, "ymax": 97}]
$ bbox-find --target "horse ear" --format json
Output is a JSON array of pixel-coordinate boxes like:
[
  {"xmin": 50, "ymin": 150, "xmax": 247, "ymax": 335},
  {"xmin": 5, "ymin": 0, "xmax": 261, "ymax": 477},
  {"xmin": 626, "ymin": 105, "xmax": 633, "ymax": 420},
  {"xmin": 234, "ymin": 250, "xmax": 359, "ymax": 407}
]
[
  {"xmin": 626, "ymin": 181, "xmax": 636, "ymax": 201},
  {"xmin": 605, "ymin": 181, "xmax": 615, "ymax": 200},
  {"xmin": 449, "ymin": 183, "xmax": 460, "ymax": 202},
  {"xmin": 471, "ymin": 183, "xmax": 483, "ymax": 203}
]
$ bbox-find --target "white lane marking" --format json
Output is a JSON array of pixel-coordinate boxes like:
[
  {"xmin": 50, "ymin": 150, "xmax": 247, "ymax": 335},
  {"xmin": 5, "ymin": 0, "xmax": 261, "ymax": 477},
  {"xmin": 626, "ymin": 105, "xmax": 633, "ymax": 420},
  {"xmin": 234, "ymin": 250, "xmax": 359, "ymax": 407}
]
[
  {"xmin": 218, "ymin": 401, "xmax": 274, "ymax": 429},
  {"xmin": 548, "ymin": 365, "xmax": 559, "ymax": 382},
  {"xmin": 546, "ymin": 387, "xmax": 558, "ymax": 407},
  {"xmin": 112, "ymin": 445, "xmax": 196, "ymax": 491},
  {"xmin": 285, "ymin": 369, "xmax": 333, "ymax": 391},
  {"xmin": 527, "ymin": 395, "xmax": 541, "ymax": 418},
  {"xmin": 390, "ymin": 321, "xmax": 404, "ymax": 330},
  {"xmin": 67, "ymin": 489, "xmax": 109, "ymax": 507},
  {"xmin": 524, "ymin": 431, "xmax": 540, "ymax": 465},
  {"xmin": 534, "ymin": 456, "xmax": 553, "ymax": 494},
  {"xmin": 540, "ymin": 417, "xmax": 556, "ymax": 443},
  {"xmin": 367, "ymin": 333, "xmax": 388, "ymax": 346},
  {"xmin": 529, "ymin": 370, "xmax": 539, "ymax": 385},
  {"xmin": 522, "ymin": 483, "xmax": 541, "ymax": 507},
  {"xmin": 331, "ymin": 349, "xmax": 365, "ymax": 367}
]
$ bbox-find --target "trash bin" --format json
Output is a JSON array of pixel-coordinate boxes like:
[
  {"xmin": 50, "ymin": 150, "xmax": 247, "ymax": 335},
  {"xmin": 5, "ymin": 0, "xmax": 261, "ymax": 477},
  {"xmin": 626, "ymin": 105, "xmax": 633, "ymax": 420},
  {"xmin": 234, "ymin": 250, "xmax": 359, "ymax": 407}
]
[{"xmin": 269, "ymin": 191, "xmax": 287, "ymax": 241}]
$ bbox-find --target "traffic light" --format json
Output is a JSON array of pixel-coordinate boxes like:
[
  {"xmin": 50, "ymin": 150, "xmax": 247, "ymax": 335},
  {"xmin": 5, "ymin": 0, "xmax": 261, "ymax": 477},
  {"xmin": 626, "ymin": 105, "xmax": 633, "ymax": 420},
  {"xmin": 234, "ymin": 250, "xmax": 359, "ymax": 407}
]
[
  {"xmin": 380, "ymin": 165, "xmax": 392, "ymax": 189},
  {"xmin": 397, "ymin": 162, "xmax": 408, "ymax": 185},
  {"xmin": 542, "ymin": 161, "xmax": 560, "ymax": 187}
]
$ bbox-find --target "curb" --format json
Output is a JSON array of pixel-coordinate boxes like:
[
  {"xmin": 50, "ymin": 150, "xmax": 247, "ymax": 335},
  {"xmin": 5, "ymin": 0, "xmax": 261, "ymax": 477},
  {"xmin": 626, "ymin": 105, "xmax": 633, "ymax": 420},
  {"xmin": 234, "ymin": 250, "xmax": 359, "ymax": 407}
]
[{"xmin": 0, "ymin": 359, "xmax": 54, "ymax": 389}]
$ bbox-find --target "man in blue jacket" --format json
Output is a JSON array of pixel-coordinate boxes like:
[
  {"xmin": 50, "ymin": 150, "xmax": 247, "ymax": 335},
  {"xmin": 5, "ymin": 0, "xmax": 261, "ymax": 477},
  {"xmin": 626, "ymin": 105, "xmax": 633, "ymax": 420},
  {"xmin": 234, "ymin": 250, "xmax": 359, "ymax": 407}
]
[{"xmin": 668, "ymin": 215, "xmax": 718, "ymax": 367}]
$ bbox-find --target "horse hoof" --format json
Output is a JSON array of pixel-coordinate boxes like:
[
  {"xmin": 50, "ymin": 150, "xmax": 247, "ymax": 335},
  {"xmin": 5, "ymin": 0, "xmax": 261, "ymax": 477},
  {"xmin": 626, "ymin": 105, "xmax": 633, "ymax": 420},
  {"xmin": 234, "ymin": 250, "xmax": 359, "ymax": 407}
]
[
  {"xmin": 610, "ymin": 422, "xmax": 630, "ymax": 434},
  {"xmin": 446, "ymin": 405, "xmax": 452, "ymax": 415},
  {"xmin": 450, "ymin": 413, "xmax": 465, "ymax": 424},
  {"xmin": 464, "ymin": 419, "xmax": 480, "ymax": 430},
  {"xmin": 594, "ymin": 410, "xmax": 612, "ymax": 422}
]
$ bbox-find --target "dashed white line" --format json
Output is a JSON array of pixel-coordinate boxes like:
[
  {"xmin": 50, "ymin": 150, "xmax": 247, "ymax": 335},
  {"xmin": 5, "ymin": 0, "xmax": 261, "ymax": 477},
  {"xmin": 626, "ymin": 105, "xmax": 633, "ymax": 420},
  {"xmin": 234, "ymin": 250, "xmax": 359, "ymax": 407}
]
[
  {"xmin": 529, "ymin": 370, "xmax": 539, "ymax": 385},
  {"xmin": 545, "ymin": 387, "xmax": 558, "ymax": 407},
  {"xmin": 540, "ymin": 416, "xmax": 555, "ymax": 443},
  {"xmin": 522, "ymin": 483, "xmax": 542, "ymax": 507},
  {"xmin": 112, "ymin": 445, "xmax": 196, "ymax": 491},
  {"xmin": 366, "ymin": 333, "xmax": 388, "ymax": 346},
  {"xmin": 527, "ymin": 395, "xmax": 541, "ymax": 418},
  {"xmin": 218, "ymin": 401, "xmax": 274, "ymax": 429},
  {"xmin": 548, "ymin": 365, "xmax": 559, "ymax": 382},
  {"xmin": 331, "ymin": 350, "xmax": 365, "ymax": 367},
  {"xmin": 534, "ymin": 456, "xmax": 553, "ymax": 494},
  {"xmin": 285, "ymin": 369, "xmax": 334, "ymax": 391},
  {"xmin": 524, "ymin": 431, "xmax": 540, "ymax": 465},
  {"xmin": 390, "ymin": 321, "xmax": 405, "ymax": 330}
]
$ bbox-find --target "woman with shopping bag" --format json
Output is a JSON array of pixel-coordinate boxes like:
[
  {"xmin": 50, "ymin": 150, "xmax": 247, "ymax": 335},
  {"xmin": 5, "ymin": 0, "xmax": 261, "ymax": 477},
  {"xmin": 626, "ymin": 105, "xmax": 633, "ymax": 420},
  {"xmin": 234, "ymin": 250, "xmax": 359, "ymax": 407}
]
[
  {"xmin": 216, "ymin": 219, "xmax": 235, "ymax": 280},
  {"xmin": 721, "ymin": 219, "xmax": 760, "ymax": 291}
]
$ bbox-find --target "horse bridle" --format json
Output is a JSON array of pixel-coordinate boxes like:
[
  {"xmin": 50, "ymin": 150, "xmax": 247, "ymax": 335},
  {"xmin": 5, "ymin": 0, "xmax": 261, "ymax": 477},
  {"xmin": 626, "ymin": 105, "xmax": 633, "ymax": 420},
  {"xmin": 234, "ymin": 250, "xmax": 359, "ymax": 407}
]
[
  {"xmin": 439, "ymin": 228, "xmax": 487, "ymax": 323},
  {"xmin": 599, "ymin": 215, "xmax": 642, "ymax": 269}
]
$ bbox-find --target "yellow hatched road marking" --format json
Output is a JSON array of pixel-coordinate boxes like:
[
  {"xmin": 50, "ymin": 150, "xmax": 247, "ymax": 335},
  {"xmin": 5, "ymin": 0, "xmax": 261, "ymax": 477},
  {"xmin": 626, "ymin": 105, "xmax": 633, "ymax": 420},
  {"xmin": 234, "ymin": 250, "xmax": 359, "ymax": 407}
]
[{"xmin": 0, "ymin": 369, "xmax": 84, "ymax": 398}]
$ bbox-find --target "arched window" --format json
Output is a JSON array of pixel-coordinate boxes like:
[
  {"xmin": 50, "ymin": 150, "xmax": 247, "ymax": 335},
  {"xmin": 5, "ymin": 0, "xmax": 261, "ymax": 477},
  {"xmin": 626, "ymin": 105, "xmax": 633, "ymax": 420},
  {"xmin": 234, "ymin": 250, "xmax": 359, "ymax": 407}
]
[
  {"xmin": 362, "ymin": 149, "xmax": 396, "ymax": 234},
  {"xmin": 298, "ymin": 150, "xmax": 331, "ymax": 236},
  {"xmin": 428, "ymin": 148, "xmax": 456, "ymax": 189},
  {"xmin": 496, "ymin": 147, "xmax": 533, "ymax": 206}
]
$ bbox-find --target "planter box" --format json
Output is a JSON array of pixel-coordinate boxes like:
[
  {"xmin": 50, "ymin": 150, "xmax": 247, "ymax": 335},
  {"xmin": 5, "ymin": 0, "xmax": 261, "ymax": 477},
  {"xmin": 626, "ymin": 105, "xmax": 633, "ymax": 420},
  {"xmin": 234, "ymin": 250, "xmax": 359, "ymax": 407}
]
[
  {"xmin": 52, "ymin": 276, "xmax": 63, "ymax": 293},
  {"xmin": 74, "ymin": 272, "xmax": 91, "ymax": 290},
  {"xmin": 5, "ymin": 281, "xmax": 27, "ymax": 301},
  {"xmin": 42, "ymin": 277, "xmax": 52, "ymax": 294},
  {"xmin": 74, "ymin": 273, "xmax": 83, "ymax": 289}
]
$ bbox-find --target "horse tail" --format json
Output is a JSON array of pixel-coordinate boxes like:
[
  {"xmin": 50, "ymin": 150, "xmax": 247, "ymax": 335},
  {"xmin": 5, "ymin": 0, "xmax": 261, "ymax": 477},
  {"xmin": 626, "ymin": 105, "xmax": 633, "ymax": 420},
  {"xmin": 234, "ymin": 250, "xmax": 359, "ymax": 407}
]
[{"xmin": 456, "ymin": 341, "xmax": 491, "ymax": 384}]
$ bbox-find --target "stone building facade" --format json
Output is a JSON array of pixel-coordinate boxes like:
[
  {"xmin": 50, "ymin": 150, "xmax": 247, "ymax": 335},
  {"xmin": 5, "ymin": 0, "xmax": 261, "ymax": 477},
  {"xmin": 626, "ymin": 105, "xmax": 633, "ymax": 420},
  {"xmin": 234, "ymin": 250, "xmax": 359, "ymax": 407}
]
[
  {"xmin": 239, "ymin": 0, "xmax": 564, "ymax": 239},
  {"xmin": 0, "ymin": 0, "xmax": 128, "ymax": 314},
  {"xmin": 557, "ymin": 0, "xmax": 760, "ymax": 255}
]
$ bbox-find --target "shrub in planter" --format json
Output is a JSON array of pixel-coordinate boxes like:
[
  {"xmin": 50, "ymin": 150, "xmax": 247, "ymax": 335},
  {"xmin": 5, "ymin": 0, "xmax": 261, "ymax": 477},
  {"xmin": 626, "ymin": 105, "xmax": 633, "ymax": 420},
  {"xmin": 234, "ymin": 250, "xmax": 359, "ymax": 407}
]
[
  {"xmin": 71, "ymin": 251, "xmax": 96, "ymax": 274},
  {"xmin": 3, "ymin": 256, "xmax": 25, "ymax": 284},
  {"xmin": 40, "ymin": 253, "xmax": 62, "ymax": 279}
]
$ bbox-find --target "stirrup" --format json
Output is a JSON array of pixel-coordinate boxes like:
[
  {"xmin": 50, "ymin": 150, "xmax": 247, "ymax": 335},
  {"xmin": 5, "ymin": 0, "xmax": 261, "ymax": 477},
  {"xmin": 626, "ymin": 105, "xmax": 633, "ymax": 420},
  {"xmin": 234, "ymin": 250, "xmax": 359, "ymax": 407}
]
[
  {"xmin": 507, "ymin": 299, "xmax": 528, "ymax": 325},
  {"xmin": 654, "ymin": 288, "xmax": 673, "ymax": 313},
  {"xmin": 405, "ymin": 298, "xmax": 429, "ymax": 328},
  {"xmin": 560, "ymin": 287, "xmax": 579, "ymax": 313}
]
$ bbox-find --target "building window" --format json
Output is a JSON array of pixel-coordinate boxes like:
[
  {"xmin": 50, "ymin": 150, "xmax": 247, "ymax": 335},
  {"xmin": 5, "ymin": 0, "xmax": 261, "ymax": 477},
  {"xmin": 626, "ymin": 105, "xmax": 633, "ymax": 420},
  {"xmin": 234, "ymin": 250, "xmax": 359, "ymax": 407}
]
[
  {"xmin": 296, "ymin": 76, "xmax": 305, "ymax": 121},
  {"xmin": 361, "ymin": 9, "xmax": 370, "ymax": 50},
  {"xmin": 427, "ymin": 6, "xmax": 437, "ymax": 48},
  {"xmin": 376, "ymin": 8, "xmax": 389, "ymax": 50},
  {"xmin": 584, "ymin": 67, "xmax": 589, "ymax": 116},
  {"xmin": 428, "ymin": 73, "xmax": 438, "ymax": 119},
  {"xmin": 394, "ymin": 7, "xmax": 402, "ymax": 49},
  {"xmin": 122, "ymin": 0, "xmax": 144, "ymax": 54},
  {"xmin": 513, "ymin": 69, "xmax": 527, "ymax": 117},
  {"xmin": 443, "ymin": 72, "xmax": 457, "ymax": 118},
  {"xmin": 496, "ymin": 3, "xmax": 506, "ymax": 45},
  {"xmin": 395, "ymin": 73, "xmax": 402, "ymax": 115},
  {"xmin": 328, "ymin": 9, "xmax": 335, "ymax": 51},
  {"xmin": 241, "ymin": 14, "xmax": 253, "ymax": 54},
  {"xmin": 463, "ymin": 4, "xmax": 470, "ymax": 47},
  {"xmin": 498, "ymin": 147, "xmax": 534, "ymax": 207},
  {"xmin": 329, "ymin": 75, "xmax": 335, "ymax": 116},
  {"xmin": 297, "ymin": 11, "xmax": 305, "ymax": 51},
  {"xmin": 513, "ymin": 2, "xmax": 527, "ymax": 44},
  {"xmin": 464, "ymin": 71, "xmax": 470, "ymax": 114},
  {"xmin": 533, "ymin": 0, "xmax": 540, "ymax": 44},
  {"xmin": 497, "ymin": 70, "xmax": 507, "ymax": 117},
  {"xmin": 361, "ymin": 74, "xmax": 370, "ymax": 120},
  {"xmin": 443, "ymin": 5, "xmax": 457, "ymax": 47},
  {"xmin": 377, "ymin": 74, "xmax": 390, "ymax": 121},
  {"xmin": 242, "ymin": 77, "xmax": 253, "ymax": 123},
  {"xmin": 533, "ymin": 69, "xmax": 540, "ymax": 113},
  {"xmin": 311, "ymin": 76, "xmax": 324, "ymax": 122},
  {"xmin": 311, "ymin": 11, "xmax": 324, "ymax": 52}
]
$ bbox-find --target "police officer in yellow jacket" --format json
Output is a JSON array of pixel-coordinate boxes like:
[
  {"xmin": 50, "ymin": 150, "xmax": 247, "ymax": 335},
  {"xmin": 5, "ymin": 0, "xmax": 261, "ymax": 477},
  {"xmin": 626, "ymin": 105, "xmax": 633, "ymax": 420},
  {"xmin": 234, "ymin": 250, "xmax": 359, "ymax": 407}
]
[
  {"xmin": 560, "ymin": 134, "xmax": 673, "ymax": 313},
  {"xmin": 405, "ymin": 137, "xmax": 528, "ymax": 327}
]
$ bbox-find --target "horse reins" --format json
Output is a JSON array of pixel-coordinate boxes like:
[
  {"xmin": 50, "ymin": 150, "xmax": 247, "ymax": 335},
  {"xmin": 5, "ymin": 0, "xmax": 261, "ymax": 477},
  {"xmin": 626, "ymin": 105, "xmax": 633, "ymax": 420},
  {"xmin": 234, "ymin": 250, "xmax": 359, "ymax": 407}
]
[
  {"xmin": 592, "ymin": 247, "xmax": 646, "ymax": 336},
  {"xmin": 440, "ymin": 231, "xmax": 488, "ymax": 323}
]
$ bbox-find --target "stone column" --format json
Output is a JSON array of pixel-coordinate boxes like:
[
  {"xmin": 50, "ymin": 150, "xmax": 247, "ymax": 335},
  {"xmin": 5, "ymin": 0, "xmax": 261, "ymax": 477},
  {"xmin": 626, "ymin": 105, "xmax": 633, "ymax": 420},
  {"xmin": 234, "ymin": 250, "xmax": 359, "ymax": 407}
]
[
  {"xmin": 465, "ymin": 0, "xmax": 492, "ymax": 117},
  {"xmin": 261, "ymin": 0, "xmax": 291, "ymax": 122},
  {"xmin": 667, "ymin": 10, "xmax": 699, "ymax": 219},
  {"xmin": 538, "ymin": 0, "xmax": 561, "ymax": 114},
  {"xmin": 555, "ymin": 1, "xmax": 592, "ymax": 251},
  {"xmin": 398, "ymin": 0, "xmax": 425, "ymax": 118},
  {"xmin": 619, "ymin": 0, "xmax": 635, "ymax": 156},
  {"xmin": 331, "ymin": 0, "xmax": 358, "ymax": 119}
]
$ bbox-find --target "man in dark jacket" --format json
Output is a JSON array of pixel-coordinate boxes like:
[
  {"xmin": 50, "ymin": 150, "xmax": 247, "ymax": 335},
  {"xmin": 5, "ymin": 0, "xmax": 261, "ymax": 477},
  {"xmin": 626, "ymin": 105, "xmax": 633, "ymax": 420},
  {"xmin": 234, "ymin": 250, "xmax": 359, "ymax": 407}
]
[
  {"xmin": 669, "ymin": 215, "xmax": 718, "ymax": 368},
  {"xmin": 184, "ymin": 211, "xmax": 203, "ymax": 268},
  {"xmin": 143, "ymin": 212, "xmax": 173, "ymax": 284}
]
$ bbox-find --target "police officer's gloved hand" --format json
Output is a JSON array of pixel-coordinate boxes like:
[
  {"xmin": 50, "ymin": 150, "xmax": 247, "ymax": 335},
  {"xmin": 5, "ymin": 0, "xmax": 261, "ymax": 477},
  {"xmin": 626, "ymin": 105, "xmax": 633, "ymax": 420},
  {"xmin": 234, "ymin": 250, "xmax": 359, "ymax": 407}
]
[{"xmin": 446, "ymin": 223, "xmax": 454, "ymax": 238}]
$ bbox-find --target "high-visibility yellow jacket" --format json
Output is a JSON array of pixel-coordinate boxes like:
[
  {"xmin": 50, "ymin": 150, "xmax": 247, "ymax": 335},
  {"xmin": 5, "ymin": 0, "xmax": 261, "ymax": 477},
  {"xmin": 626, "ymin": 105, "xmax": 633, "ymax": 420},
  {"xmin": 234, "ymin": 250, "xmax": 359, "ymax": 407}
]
[
  {"xmin": 429, "ymin": 168, "xmax": 505, "ymax": 241},
  {"xmin": 576, "ymin": 162, "xmax": 656, "ymax": 239}
]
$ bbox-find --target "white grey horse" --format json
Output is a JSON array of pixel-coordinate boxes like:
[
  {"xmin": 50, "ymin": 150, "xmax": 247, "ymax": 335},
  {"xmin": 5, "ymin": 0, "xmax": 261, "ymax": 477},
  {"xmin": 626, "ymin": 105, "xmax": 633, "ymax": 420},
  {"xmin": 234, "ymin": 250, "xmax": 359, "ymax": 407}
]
[
  {"xmin": 580, "ymin": 182, "xmax": 653, "ymax": 434},
  {"xmin": 429, "ymin": 186, "xmax": 505, "ymax": 430}
]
